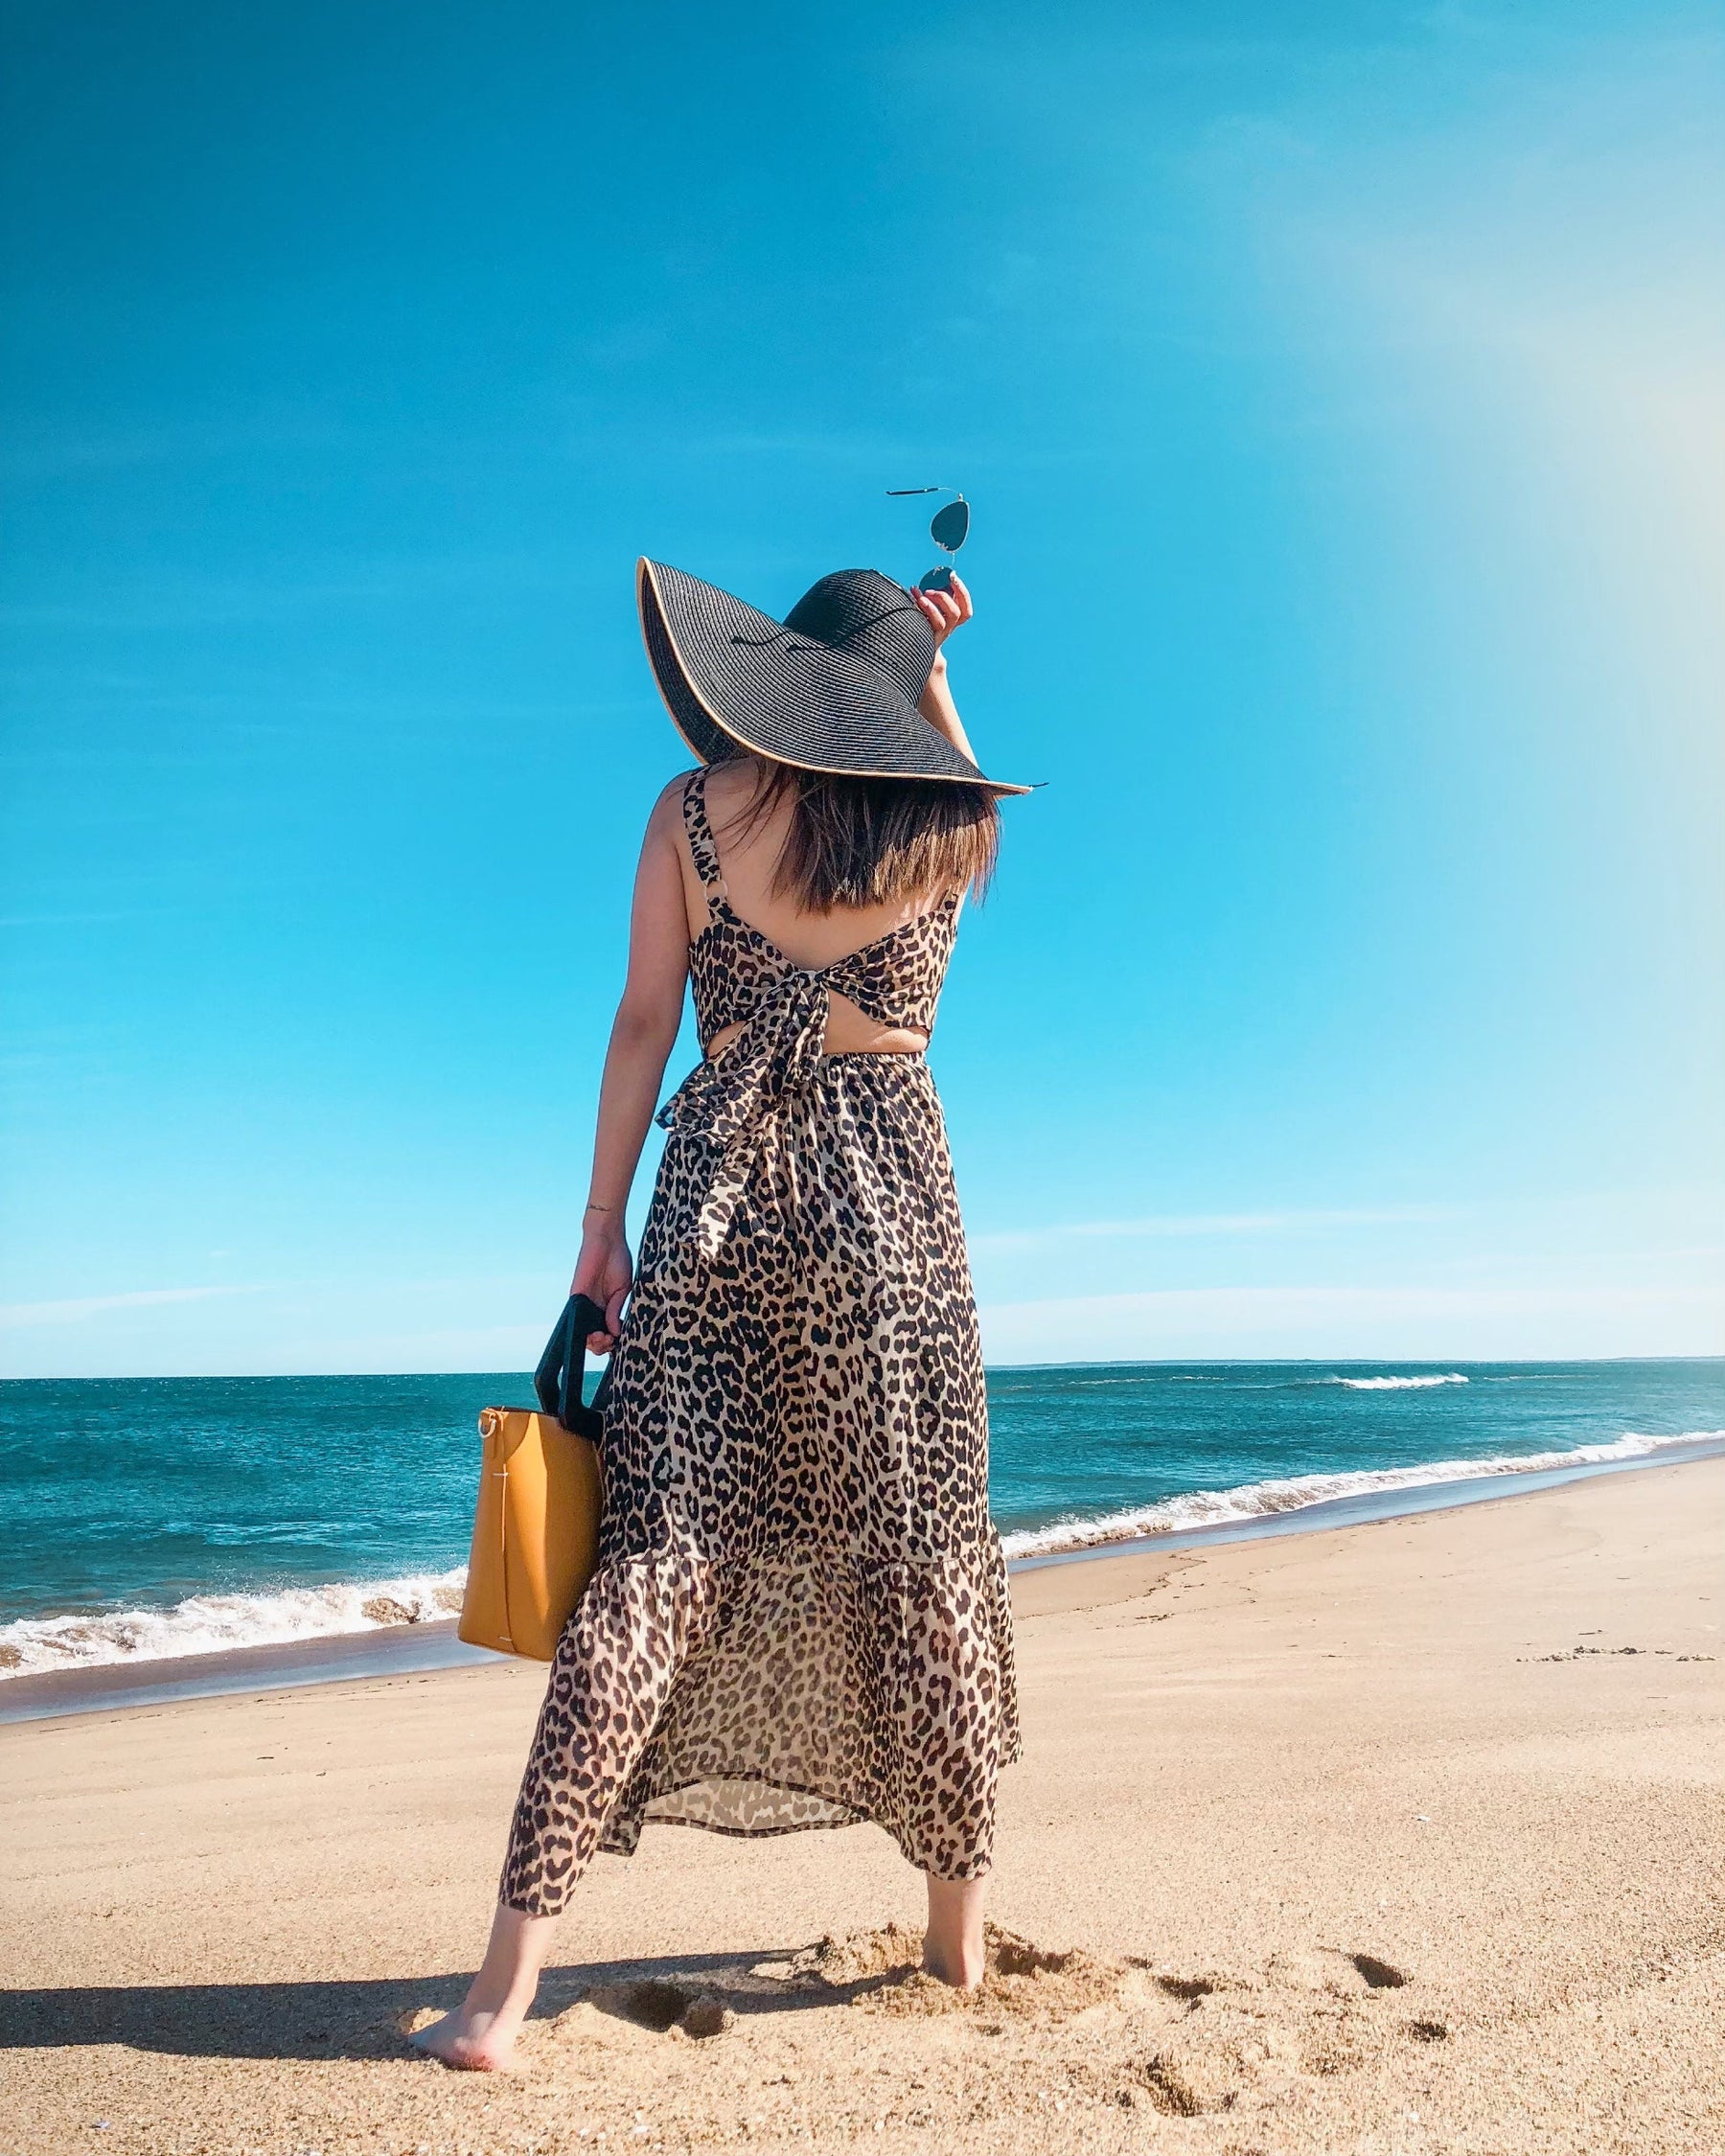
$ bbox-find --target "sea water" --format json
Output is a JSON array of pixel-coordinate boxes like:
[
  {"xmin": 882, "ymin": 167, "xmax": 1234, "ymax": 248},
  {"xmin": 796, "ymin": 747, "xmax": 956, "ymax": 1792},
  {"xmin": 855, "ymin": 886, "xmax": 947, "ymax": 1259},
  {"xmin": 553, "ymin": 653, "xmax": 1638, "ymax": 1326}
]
[{"xmin": 2, "ymin": 1360, "xmax": 1720, "ymax": 1678}]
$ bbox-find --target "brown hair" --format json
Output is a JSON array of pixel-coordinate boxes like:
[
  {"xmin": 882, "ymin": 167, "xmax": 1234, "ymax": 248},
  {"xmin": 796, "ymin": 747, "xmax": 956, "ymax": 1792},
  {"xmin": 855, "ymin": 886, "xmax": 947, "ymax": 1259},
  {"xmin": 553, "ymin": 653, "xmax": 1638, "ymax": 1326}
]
[{"xmin": 724, "ymin": 754, "xmax": 999, "ymax": 912}]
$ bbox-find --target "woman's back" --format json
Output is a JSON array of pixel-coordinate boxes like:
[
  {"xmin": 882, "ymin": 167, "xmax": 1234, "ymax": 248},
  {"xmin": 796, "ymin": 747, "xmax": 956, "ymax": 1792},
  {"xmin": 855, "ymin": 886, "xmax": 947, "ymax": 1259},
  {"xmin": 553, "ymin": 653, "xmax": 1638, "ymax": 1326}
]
[
  {"xmin": 688, "ymin": 758, "xmax": 954, "ymax": 964},
  {"xmin": 681, "ymin": 757, "xmax": 964, "ymax": 1060}
]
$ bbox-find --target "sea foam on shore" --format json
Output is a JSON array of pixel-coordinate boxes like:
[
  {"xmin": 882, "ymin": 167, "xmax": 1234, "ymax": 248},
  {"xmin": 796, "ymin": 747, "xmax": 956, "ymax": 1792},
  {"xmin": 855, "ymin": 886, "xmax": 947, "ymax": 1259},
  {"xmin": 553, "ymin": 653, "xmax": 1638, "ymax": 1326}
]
[
  {"xmin": 0, "ymin": 1569, "xmax": 467, "ymax": 1680},
  {"xmin": 4, "ymin": 1428, "xmax": 1717, "ymax": 1679},
  {"xmin": 993, "ymin": 1427, "xmax": 1720, "ymax": 1558}
]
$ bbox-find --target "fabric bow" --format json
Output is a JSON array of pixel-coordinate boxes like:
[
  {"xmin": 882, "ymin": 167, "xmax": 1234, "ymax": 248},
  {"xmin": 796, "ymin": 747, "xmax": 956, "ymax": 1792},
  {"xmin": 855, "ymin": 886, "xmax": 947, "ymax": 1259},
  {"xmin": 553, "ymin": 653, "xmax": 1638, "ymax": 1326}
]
[{"xmin": 656, "ymin": 971, "xmax": 834, "ymax": 1260}]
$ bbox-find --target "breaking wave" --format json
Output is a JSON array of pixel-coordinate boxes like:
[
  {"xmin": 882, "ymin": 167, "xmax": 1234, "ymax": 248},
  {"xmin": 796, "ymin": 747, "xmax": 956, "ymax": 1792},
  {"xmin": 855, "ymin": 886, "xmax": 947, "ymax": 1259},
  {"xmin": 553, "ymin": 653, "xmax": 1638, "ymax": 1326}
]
[
  {"xmin": 5, "ymin": 1430, "xmax": 1718, "ymax": 1679},
  {"xmin": 1329, "ymin": 1372, "xmax": 1470, "ymax": 1389},
  {"xmin": 998, "ymin": 1429, "xmax": 1721, "ymax": 1560},
  {"xmin": 0, "ymin": 1568, "xmax": 467, "ymax": 1681}
]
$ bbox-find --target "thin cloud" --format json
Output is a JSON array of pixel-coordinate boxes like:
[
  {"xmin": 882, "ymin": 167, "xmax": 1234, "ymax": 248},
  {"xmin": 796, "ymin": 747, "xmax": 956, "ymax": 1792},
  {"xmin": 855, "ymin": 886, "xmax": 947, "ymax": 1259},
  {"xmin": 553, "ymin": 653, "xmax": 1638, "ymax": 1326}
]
[
  {"xmin": 972, "ymin": 1205, "xmax": 1458, "ymax": 1253},
  {"xmin": 0, "ymin": 1286, "xmax": 260, "ymax": 1329},
  {"xmin": 977, "ymin": 1282, "xmax": 1725, "ymax": 1364}
]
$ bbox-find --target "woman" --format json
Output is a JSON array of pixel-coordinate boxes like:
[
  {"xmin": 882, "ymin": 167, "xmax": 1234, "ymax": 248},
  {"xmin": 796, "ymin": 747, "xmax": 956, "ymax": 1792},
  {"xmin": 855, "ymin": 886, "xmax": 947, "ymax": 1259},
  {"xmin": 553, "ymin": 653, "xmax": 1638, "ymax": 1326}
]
[{"xmin": 420, "ymin": 556, "xmax": 1027, "ymax": 2071}]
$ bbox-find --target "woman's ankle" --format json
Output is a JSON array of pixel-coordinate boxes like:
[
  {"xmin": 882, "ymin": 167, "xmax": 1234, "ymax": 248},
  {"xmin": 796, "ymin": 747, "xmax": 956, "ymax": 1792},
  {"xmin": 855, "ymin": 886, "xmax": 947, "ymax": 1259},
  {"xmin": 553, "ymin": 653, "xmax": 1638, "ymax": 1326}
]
[
  {"xmin": 461, "ymin": 1974, "xmax": 531, "ymax": 2024},
  {"xmin": 922, "ymin": 1869, "xmax": 988, "ymax": 1988},
  {"xmin": 466, "ymin": 1901, "xmax": 558, "ymax": 2023}
]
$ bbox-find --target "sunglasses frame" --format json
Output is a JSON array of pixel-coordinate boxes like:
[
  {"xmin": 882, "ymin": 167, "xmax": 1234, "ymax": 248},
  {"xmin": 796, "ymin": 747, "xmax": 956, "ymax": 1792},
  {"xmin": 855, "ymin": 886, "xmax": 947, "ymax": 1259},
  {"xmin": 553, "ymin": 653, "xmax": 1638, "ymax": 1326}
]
[{"xmin": 887, "ymin": 486, "xmax": 970, "ymax": 594}]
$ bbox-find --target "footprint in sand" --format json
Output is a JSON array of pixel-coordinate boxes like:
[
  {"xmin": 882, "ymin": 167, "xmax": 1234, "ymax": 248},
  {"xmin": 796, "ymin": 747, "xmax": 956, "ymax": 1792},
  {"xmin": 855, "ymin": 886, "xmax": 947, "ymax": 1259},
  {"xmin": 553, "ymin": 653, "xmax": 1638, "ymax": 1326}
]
[
  {"xmin": 1116, "ymin": 1948, "xmax": 1435, "ymax": 2113},
  {"xmin": 394, "ymin": 1924, "xmax": 1461, "ymax": 2148},
  {"xmin": 776, "ymin": 1920, "xmax": 1138, "ymax": 2022},
  {"xmin": 519, "ymin": 1919, "xmax": 1141, "ymax": 2052},
  {"xmin": 586, "ymin": 1979, "xmax": 737, "ymax": 2039}
]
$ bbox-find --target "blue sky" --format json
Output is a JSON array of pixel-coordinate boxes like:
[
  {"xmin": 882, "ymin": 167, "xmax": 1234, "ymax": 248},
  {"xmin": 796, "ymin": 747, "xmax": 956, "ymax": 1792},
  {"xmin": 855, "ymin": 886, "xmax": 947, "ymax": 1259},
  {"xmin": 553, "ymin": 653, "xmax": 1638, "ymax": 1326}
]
[{"xmin": 2, "ymin": 0, "xmax": 1720, "ymax": 1376}]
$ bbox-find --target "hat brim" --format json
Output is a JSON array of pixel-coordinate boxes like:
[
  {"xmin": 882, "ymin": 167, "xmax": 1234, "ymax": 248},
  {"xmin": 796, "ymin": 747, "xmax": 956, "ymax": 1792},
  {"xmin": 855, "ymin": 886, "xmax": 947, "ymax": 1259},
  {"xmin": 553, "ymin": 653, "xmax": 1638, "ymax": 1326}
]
[{"xmin": 637, "ymin": 559, "xmax": 1032, "ymax": 796}]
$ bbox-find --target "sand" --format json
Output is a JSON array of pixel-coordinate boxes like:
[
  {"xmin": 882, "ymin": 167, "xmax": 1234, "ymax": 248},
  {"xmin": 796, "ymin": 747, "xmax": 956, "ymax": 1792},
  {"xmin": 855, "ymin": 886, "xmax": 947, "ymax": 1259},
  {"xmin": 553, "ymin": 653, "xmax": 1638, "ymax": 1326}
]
[{"xmin": 2, "ymin": 1457, "xmax": 1720, "ymax": 2155}]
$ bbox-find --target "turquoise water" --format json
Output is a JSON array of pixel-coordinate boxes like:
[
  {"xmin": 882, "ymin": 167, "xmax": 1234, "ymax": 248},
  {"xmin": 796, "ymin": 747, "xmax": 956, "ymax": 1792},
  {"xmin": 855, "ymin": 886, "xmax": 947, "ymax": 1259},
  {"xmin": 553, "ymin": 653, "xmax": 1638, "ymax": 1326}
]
[{"xmin": 2, "ymin": 1360, "xmax": 1720, "ymax": 1676}]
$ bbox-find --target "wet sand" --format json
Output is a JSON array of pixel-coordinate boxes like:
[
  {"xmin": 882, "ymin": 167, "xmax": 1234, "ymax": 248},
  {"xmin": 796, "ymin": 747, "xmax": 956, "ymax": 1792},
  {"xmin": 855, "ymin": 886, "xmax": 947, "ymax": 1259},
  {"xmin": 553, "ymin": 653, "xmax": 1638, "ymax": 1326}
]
[{"xmin": 2, "ymin": 1457, "xmax": 1721, "ymax": 2153}]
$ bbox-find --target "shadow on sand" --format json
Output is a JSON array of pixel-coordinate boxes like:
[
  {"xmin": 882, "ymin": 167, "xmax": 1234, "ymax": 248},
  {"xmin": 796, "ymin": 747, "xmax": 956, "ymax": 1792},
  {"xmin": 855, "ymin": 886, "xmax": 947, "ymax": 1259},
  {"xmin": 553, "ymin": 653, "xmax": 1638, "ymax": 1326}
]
[{"xmin": 0, "ymin": 1941, "xmax": 903, "ymax": 2062}]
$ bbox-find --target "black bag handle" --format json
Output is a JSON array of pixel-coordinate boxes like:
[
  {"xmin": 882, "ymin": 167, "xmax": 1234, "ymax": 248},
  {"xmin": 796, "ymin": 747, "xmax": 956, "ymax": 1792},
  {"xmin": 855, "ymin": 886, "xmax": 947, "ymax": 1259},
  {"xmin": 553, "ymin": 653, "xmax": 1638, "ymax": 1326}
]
[{"xmin": 533, "ymin": 1294, "xmax": 613, "ymax": 1438}]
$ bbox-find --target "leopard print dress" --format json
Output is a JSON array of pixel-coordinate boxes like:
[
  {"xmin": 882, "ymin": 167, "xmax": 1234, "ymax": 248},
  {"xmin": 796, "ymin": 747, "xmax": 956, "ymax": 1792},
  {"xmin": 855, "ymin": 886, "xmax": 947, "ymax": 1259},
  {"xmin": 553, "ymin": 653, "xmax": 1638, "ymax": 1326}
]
[{"xmin": 498, "ymin": 768, "xmax": 1020, "ymax": 1917}]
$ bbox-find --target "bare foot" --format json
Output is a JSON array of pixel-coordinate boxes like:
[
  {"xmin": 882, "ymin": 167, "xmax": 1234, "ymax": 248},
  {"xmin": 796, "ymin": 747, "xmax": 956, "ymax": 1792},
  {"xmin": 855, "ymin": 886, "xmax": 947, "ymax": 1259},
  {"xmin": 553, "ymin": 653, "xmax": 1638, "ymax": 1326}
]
[
  {"xmin": 411, "ymin": 2005, "xmax": 521, "ymax": 2072},
  {"xmin": 922, "ymin": 1941, "xmax": 986, "ymax": 1990}
]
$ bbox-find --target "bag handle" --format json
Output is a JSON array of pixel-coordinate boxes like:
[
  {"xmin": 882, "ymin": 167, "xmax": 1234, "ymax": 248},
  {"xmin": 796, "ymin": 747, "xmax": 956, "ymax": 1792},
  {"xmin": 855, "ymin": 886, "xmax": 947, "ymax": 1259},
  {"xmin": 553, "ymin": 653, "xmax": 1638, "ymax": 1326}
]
[{"xmin": 533, "ymin": 1295, "xmax": 612, "ymax": 1438}]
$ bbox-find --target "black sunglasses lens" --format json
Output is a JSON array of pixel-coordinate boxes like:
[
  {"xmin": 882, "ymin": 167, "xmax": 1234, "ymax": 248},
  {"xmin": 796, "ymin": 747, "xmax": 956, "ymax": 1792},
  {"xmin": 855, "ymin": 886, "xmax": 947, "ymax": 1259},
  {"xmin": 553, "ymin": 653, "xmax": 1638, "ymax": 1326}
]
[
  {"xmin": 930, "ymin": 499, "xmax": 970, "ymax": 553},
  {"xmin": 918, "ymin": 566, "xmax": 954, "ymax": 593}
]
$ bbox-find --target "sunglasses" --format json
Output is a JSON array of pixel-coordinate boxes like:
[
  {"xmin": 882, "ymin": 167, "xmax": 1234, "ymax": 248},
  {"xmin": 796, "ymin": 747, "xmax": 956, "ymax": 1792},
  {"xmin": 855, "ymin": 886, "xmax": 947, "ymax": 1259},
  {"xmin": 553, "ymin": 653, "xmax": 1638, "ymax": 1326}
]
[{"xmin": 887, "ymin": 487, "xmax": 971, "ymax": 593}]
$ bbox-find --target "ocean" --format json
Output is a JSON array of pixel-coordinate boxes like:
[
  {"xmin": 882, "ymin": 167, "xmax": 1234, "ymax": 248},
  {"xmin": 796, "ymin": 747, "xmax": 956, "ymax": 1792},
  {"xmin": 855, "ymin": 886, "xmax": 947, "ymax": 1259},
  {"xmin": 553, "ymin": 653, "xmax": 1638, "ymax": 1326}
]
[{"xmin": 2, "ymin": 1359, "xmax": 1720, "ymax": 1682}]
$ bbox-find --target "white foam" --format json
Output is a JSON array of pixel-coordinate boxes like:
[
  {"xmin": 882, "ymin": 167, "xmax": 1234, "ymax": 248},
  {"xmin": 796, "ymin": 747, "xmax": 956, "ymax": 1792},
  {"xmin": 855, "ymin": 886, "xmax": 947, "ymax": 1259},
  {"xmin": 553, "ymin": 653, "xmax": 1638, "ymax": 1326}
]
[
  {"xmin": 5, "ymin": 1429, "xmax": 1719, "ymax": 1677},
  {"xmin": 997, "ymin": 1429, "xmax": 1722, "ymax": 1560},
  {"xmin": 0, "ymin": 1568, "xmax": 468, "ymax": 1681},
  {"xmin": 1331, "ymin": 1373, "xmax": 1470, "ymax": 1389}
]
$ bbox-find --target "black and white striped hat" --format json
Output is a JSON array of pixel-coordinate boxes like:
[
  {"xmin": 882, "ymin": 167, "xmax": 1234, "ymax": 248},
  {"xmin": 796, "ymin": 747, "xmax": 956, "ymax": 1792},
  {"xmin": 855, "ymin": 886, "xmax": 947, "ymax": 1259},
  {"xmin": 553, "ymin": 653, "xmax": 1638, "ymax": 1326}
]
[{"xmin": 636, "ymin": 559, "xmax": 1031, "ymax": 795}]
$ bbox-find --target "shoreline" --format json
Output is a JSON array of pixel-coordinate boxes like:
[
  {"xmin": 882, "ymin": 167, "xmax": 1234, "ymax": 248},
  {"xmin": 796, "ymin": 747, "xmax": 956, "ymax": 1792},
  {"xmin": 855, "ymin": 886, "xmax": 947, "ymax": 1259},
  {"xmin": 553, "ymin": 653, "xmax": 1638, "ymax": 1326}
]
[
  {"xmin": 5, "ymin": 1430, "xmax": 1718, "ymax": 1727},
  {"xmin": 6, "ymin": 1454, "xmax": 1720, "ymax": 2154}
]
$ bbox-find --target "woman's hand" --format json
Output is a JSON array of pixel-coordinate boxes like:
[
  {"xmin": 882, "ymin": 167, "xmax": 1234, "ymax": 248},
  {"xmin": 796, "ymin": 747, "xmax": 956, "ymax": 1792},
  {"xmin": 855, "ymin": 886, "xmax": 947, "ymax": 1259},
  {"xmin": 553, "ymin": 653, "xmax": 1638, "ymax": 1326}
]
[
  {"xmin": 571, "ymin": 1221, "xmax": 632, "ymax": 1354},
  {"xmin": 912, "ymin": 572, "xmax": 973, "ymax": 656}
]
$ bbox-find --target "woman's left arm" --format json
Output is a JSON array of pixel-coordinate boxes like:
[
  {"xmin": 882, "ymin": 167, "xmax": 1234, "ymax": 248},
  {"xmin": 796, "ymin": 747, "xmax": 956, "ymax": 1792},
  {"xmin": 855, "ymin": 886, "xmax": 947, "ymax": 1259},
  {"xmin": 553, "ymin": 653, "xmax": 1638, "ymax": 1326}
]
[
  {"xmin": 570, "ymin": 782, "xmax": 692, "ymax": 1352},
  {"xmin": 913, "ymin": 574, "xmax": 978, "ymax": 764}
]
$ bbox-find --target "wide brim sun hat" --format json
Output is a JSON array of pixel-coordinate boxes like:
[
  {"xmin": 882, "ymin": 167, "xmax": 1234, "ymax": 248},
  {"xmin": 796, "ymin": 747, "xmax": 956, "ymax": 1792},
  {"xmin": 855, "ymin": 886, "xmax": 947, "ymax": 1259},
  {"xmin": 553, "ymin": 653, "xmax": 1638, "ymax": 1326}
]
[{"xmin": 637, "ymin": 558, "xmax": 1032, "ymax": 796}]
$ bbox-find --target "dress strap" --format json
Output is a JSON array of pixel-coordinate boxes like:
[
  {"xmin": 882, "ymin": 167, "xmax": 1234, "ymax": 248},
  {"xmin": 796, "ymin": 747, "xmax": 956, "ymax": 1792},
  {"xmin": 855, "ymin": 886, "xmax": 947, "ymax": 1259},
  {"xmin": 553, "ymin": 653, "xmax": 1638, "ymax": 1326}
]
[{"xmin": 680, "ymin": 768, "xmax": 726, "ymax": 897}]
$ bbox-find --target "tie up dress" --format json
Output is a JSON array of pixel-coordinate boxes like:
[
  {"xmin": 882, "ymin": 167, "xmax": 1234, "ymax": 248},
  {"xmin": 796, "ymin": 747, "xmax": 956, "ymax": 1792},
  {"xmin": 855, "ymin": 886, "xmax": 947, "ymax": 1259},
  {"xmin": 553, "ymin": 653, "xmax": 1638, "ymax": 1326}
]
[{"xmin": 498, "ymin": 768, "xmax": 1020, "ymax": 1916}]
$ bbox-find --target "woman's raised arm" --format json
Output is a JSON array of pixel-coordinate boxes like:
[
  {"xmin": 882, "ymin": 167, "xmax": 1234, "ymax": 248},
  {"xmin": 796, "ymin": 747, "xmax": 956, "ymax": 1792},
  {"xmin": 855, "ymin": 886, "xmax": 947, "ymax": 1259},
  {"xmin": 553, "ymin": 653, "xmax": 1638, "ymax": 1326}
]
[
  {"xmin": 912, "ymin": 573, "xmax": 978, "ymax": 765},
  {"xmin": 570, "ymin": 780, "xmax": 692, "ymax": 1351}
]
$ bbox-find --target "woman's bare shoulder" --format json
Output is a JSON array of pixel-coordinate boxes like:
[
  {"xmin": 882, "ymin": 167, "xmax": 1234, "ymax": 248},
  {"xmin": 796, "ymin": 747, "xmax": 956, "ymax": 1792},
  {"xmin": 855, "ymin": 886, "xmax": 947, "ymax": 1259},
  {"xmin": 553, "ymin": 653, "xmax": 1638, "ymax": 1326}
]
[
  {"xmin": 645, "ymin": 768, "xmax": 701, "ymax": 821},
  {"xmin": 631, "ymin": 772, "xmax": 697, "ymax": 869}
]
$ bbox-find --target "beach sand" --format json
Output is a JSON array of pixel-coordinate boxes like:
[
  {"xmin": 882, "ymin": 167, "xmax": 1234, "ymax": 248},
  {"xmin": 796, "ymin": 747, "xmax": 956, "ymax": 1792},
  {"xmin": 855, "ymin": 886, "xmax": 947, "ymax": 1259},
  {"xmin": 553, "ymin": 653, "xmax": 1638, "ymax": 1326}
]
[{"xmin": 2, "ymin": 1457, "xmax": 1720, "ymax": 2155}]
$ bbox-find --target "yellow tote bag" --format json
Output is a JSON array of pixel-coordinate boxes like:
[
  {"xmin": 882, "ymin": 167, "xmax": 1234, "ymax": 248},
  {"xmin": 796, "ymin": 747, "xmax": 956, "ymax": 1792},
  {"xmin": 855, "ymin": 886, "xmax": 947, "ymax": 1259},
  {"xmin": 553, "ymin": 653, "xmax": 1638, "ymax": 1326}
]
[{"xmin": 458, "ymin": 1296, "xmax": 610, "ymax": 1662}]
